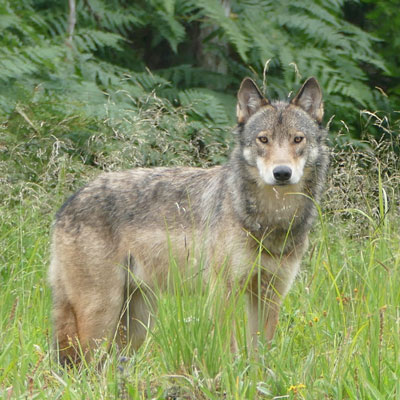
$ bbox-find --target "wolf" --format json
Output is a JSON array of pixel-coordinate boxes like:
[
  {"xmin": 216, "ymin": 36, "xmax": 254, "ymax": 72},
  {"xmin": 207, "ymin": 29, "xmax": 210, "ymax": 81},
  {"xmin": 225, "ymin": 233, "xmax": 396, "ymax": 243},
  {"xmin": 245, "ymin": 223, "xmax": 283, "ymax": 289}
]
[{"xmin": 49, "ymin": 77, "xmax": 329, "ymax": 364}]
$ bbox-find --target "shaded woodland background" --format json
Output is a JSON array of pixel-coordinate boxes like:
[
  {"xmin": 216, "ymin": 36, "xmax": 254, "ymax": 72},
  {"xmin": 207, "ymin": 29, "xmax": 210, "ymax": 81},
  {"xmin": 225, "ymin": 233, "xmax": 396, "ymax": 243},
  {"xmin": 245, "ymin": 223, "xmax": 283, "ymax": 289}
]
[
  {"xmin": 2, "ymin": 0, "xmax": 400, "ymax": 125},
  {"xmin": 1, "ymin": 0, "xmax": 399, "ymax": 203}
]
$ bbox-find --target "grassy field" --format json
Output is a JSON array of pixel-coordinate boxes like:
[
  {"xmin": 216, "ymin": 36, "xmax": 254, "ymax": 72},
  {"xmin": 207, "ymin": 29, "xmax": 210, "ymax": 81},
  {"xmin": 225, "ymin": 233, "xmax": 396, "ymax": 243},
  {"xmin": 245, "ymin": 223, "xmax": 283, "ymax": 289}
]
[{"xmin": 1, "ymin": 108, "xmax": 399, "ymax": 399}]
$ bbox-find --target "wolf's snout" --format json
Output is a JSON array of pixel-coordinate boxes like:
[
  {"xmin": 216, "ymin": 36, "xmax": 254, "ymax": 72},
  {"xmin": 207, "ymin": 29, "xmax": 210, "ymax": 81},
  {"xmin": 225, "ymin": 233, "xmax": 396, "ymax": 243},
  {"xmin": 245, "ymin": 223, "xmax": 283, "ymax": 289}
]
[{"xmin": 273, "ymin": 165, "xmax": 292, "ymax": 182}]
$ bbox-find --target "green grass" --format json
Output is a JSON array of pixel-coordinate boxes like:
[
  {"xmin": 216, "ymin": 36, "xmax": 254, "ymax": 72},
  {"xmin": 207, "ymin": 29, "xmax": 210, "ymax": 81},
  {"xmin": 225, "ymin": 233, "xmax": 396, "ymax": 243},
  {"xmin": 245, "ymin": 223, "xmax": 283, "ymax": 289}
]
[
  {"xmin": 1, "ymin": 100, "xmax": 399, "ymax": 398},
  {"xmin": 1, "ymin": 178, "xmax": 399, "ymax": 399}
]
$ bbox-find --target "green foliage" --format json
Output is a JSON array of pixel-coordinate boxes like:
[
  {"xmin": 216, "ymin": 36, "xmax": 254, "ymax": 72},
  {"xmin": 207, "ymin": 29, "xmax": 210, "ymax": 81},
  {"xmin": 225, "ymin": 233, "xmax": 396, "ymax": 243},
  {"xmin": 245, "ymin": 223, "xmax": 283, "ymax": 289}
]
[
  {"xmin": 344, "ymin": 0, "xmax": 400, "ymax": 99},
  {"xmin": 0, "ymin": 92, "xmax": 231, "ymax": 211},
  {"xmin": 0, "ymin": 0, "xmax": 398, "ymax": 141},
  {"xmin": 195, "ymin": 0, "xmax": 390, "ymax": 133},
  {"xmin": 1, "ymin": 147, "xmax": 399, "ymax": 397}
]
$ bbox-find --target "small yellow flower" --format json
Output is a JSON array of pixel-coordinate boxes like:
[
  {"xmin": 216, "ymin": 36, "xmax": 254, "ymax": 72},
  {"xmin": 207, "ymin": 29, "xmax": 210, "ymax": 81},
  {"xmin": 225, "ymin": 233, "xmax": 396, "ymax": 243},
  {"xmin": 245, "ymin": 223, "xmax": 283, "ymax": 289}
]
[
  {"xmin": 314, "ymin": 316, "xmax": 319, "ymax": 323},
  {"xmin": 288, "ymin": 383, "xmax": 306, "ymax": 394}
]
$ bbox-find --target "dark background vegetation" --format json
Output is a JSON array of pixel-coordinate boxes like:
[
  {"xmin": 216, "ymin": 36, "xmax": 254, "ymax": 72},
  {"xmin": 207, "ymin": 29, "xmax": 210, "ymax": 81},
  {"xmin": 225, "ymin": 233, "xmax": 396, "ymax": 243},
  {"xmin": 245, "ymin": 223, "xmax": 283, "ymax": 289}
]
[{"xmin": 1, "ymin": 0, "xmax": 399, "ymax": 205}]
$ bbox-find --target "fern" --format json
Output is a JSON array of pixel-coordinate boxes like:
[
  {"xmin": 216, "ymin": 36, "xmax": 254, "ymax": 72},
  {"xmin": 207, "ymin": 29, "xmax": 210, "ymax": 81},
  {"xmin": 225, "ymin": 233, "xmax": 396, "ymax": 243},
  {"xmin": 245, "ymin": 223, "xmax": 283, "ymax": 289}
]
[
  {"xmin": 197, "ymin": 0, "xmax": 250, "ymax": 61},
  {"xmin": 74, "ymin": 29, "xmax": 124, "ymax": 52},
  {"xmin": 127, "ymin": 71, "xmax": 172, "ymax": 92},
  {"xmin": 0, "ymin": 47, "xmax": 45, "ymax": 81},
  {"xmin": 103, "ymin": 10, "xmax": 145, "ymax": 34},
  {"xmin": 220, "ymin": 0, "xmax": 388, "ymax": 132},
  {"xmin": 291, "ymin": 2, "xmax": 340, "ymax": 27},
  {"xmin": 179, "ymin": 88, "xmax": 230, "ymax": 126},
  {"xmin": 0, "ymin": 0, "xmax": 397, "ymax": 141},
  {"xmin": 0, "ymin": 13, "xmax": 20, "ymax": 31},
  {"xmin": 154, "ymin": 10, "xmax": 186, "ymax": 52},
  {"xmin": 157, "ymin": 64, "xmax": 233, "ymax": 90}
]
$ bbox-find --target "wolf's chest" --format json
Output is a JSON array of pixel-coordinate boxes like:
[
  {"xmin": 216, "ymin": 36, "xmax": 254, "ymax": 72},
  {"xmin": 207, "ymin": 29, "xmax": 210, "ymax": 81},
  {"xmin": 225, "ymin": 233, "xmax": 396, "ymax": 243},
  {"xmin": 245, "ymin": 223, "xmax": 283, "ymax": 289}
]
[{"xmin": 252, "ymin": 184, "xmax": 306, "ymax": 232}]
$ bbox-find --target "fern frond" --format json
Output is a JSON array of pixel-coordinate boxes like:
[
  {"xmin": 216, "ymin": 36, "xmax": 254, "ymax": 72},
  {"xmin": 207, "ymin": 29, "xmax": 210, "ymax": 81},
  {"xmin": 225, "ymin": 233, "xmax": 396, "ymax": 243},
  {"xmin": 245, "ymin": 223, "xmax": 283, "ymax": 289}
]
[
  {"xmin": 103, "ymin": 9, "xmax": 145, "ymax": 35},
  {"xmin": 157, "ymin": 64, "xmax": 232, "ymax": 90},
  {"xmin": 276, "ymin": 14, "xmax": 351, "ymax": 50},
  {"xmin": 197, "ymin": 0, "xmax": 250, "ymax": 61},
  {"xmin": 178, "ymin": 88, "xmax": 230, "ymax": 126},
  {"xmin": 291, "ymin": 1, "xmax": 340, "ymax": 27},
  {"xmin": 0, "ymin": 50, "xmax": 37, "ymax": 81},
  {"xmin": 74, "ymin": 29, "xmax": 124, "ymax": 52},
  {"xmin": 0, "ymin": 13, "xmax": 20, "ymax": 31},
  {"xmin": 42, "ymin": 14, "xmax": 67, "ymax": 37},
  {"xmin": 155, "ymin": 10, "xmax": 186, "ymax": 52},
  {"xmin": 126, "ymin": 71, "xmax": 172, "ymax": 92}
]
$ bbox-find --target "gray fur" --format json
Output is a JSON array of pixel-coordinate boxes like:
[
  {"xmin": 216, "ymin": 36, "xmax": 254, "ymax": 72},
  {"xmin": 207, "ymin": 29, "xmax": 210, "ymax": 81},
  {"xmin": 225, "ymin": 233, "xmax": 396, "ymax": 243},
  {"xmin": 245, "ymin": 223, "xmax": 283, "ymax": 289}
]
[{"xmin": 49, "ymin": 77, "xmax": 329, "ymax": 364}]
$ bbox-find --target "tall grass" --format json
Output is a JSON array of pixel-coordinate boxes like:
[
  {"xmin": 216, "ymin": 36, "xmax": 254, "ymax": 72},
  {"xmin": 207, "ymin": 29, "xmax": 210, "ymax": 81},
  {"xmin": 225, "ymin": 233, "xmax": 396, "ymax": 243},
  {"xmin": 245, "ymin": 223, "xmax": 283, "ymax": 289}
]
[
  {"xmin": 1, "ymin": 105, "xmax": 399, "ymax": 398},
  {"xmin": 1, "ymin": 167, "xmax": 399, "ymax": 399}
]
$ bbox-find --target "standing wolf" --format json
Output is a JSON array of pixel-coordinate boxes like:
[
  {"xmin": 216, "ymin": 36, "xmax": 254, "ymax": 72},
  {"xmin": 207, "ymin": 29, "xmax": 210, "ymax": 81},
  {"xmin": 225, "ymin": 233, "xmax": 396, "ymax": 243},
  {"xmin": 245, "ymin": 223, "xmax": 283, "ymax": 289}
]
[{"xmin": 49, "ymin": 77, "xmax": 328, "ymax": 364}]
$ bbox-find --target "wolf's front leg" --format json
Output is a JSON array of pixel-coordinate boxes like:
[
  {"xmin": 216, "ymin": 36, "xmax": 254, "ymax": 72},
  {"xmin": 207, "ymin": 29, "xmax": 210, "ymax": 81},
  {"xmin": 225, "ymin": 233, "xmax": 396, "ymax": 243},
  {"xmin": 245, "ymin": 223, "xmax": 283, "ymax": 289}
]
[
  {"xmin": 246, "ymin": 290, "xmax": 281, "ymax": 350},
  {"xmin": 246, "ymin": 248, "xmax": 304, "ymax": 350}
]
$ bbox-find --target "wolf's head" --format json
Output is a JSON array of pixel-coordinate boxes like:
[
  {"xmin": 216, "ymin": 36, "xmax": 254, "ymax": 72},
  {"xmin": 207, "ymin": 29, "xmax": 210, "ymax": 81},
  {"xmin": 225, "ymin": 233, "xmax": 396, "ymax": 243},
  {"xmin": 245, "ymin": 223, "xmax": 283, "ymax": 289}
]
[{"xmin": 236, "ymin": 77, "xmax": 326, "ymax": 187}]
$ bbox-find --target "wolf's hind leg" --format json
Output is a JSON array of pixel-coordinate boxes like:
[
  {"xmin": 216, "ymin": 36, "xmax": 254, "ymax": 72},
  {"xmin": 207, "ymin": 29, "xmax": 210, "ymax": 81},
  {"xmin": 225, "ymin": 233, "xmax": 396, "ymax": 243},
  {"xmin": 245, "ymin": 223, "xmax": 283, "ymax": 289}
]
[
  {"xmin": 52, "ymin": 290, "xmax": 81, "ymax": 365},
  {"xmin": 52, "ymin": 264, "xmax": 126, "ymax": 364},
  {"xmin": 121, "ymin": 287, "xmax": 155, "ymax": 350},
  {"xmin": 73, "ymin": 273, "xmax": 126, "ymax": 361}
]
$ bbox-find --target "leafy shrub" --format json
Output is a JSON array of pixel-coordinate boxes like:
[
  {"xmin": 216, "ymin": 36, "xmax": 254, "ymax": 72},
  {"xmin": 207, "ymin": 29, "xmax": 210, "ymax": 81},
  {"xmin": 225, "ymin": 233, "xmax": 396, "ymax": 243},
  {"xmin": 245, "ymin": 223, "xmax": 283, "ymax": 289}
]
[{"xmin": 0, "ymin": 0, "xmax": 397, "ymax": 139}]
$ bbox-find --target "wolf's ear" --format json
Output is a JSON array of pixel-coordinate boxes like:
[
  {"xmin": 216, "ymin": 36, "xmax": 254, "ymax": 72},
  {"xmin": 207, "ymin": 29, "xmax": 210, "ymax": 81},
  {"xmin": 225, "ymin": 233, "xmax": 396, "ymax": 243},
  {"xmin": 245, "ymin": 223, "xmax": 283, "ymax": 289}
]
[
  {"xmin": 291, "ymin": 77, "xmax": 323, "ymax": 123},
  {"xmin": 237, "ymin": 78, "xmax": 269, "ymax": 124}
]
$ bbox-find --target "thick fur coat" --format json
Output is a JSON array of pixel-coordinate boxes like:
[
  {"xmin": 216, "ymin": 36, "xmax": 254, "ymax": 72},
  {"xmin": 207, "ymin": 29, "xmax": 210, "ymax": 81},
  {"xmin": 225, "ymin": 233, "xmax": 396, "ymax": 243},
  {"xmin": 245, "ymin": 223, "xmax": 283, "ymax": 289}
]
[{"xmin": 49, "ymin": 77, "xmax": 329, "ymax": 364}]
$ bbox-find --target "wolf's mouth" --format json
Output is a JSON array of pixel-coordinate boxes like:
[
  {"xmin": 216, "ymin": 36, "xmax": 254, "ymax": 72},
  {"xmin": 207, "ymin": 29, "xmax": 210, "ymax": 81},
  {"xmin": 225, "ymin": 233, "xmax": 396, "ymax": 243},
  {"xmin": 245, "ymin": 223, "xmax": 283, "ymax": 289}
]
[{"xmin": 272, "ymin": 181, "xmax": 291, "ymax": 186}]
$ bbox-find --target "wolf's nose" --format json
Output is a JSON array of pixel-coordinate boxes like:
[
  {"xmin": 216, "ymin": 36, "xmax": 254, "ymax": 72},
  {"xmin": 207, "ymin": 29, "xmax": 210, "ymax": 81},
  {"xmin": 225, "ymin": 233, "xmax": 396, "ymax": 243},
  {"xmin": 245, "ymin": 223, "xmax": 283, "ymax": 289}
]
[{"xmin": 273, "ymin": 166, "xmax": 292, "ymax": 181}]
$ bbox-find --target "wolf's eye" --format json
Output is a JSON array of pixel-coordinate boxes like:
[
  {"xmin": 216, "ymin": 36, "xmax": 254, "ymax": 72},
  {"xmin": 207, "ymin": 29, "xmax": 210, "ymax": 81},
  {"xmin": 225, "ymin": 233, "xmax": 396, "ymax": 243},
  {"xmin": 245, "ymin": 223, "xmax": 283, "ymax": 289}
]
[
  {"xmin": 258, "ymin": 136, "xmax": 268, "ymax": 144},
  {"xmin": 294, "ymin": 136, "xmax": 304, "ymax": 144}
]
